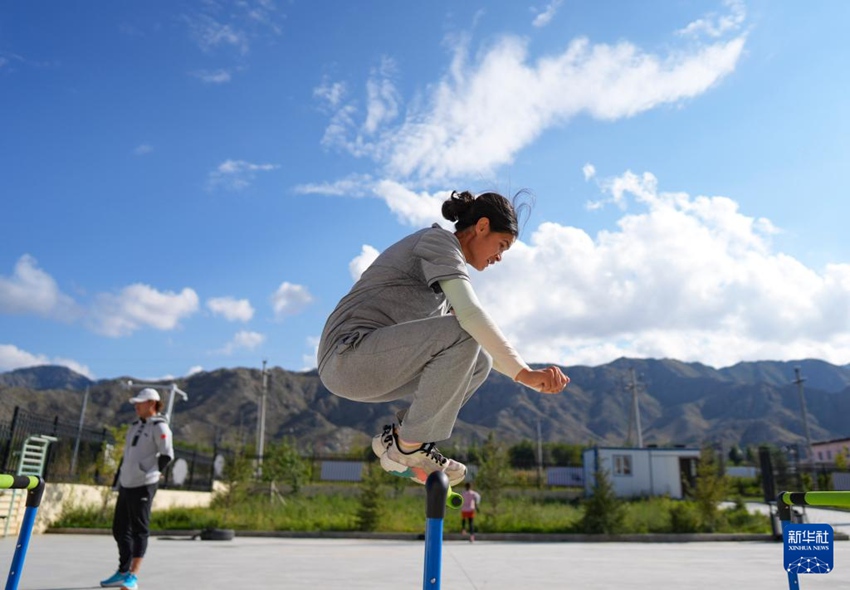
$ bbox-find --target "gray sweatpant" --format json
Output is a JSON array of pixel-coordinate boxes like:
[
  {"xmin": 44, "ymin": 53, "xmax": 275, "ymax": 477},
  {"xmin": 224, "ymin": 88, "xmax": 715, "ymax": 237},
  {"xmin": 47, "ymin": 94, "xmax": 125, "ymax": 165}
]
[{"xmin": 318, "ymin": 315, "xmax": 492, "ymax": 443}]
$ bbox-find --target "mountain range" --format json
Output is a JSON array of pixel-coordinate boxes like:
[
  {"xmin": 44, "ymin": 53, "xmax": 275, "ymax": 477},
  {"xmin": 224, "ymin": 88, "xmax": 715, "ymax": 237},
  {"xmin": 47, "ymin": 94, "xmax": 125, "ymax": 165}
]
[{"xmin": 2, "ymin": 358, "xmax": 850, "ymax": 454}]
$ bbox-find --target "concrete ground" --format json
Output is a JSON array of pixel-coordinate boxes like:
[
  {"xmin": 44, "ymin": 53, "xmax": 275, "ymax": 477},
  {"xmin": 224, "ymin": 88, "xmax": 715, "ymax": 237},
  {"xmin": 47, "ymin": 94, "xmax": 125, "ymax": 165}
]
[
  {"xmin": 2, "ymin": 532, "xmax": 849, "ymax": 590},
  {"xmin": 1, "ymin": 504, "xmax": 848, "ymax": 589}
]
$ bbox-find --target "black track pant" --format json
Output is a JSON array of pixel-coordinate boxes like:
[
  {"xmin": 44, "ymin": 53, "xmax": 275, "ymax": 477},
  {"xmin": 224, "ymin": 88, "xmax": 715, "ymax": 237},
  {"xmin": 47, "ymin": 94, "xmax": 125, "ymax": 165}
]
[{"xmin": 112, "ymin": 484, "xmax": 158, "ymax": 572}]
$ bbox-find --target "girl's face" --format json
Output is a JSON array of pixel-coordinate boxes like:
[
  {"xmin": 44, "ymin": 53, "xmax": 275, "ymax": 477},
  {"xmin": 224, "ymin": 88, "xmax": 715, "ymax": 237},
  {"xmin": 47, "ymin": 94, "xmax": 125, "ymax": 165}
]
[
  {"xmin": 134, "ymin": 400, "xmax": 157, "ymax": 419},
  {"xmin": 462, "ymin": 217, "xmax": 515, "ymax": 271}
]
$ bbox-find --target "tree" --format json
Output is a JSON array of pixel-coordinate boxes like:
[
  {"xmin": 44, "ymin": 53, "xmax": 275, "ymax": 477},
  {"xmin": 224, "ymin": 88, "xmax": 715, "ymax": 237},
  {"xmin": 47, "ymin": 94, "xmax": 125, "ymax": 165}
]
[
  {"xmin": 691, "ymin": 445, "xmax": 729, "ymax": 532},
  {"xmin": 836, "ymin": 449, "xmax": 848, "ymax": 471},
  {"xmin": 508, "ymin": 440, "xmax": 536, "ymax": 469},
  {"xmin": 578, "ymin": 466, "xmax": 626, "ymax": 534},
  {"xmin": 356, "ymin": 463, "xmax": 388, "ymax": 532},
  {"xmin": 728, "ymin": 444, "xmax": 744, "ymax": 466},
  {"xmin": 261, "ymin": 439, "xmax": 308, "ymax": 494},
  {"xmin": 214, "ymin": 449, "xmax": 255, "ymax": 519},
  {"xmin": 548, "ymin": 442, "xmax": 583, "ymax": 466},
  {"xmin": 475, "ymin": 432, "xmax": 511, "ymax": 527}
]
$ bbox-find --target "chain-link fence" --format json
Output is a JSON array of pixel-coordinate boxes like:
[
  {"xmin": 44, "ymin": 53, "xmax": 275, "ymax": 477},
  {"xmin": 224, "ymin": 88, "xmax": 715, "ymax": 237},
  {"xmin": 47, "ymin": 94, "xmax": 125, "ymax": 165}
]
[{"xmin": 0, "ymin": 406, "xmax": 217, "ymax": 491}]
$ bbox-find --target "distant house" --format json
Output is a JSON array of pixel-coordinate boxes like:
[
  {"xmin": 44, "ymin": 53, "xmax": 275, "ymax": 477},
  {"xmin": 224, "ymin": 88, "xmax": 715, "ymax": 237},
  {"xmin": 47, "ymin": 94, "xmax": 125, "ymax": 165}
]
[
  {"xmin": 582, "ymin": 446, "xmax": 700, "ymax": 499},
  {"xmin": 546, "ymin": 466, "xmax": 585, "ymax": 487},
  {"xmin": 811, "ymin": 437, "xmax": 850, "ymax": 465}
]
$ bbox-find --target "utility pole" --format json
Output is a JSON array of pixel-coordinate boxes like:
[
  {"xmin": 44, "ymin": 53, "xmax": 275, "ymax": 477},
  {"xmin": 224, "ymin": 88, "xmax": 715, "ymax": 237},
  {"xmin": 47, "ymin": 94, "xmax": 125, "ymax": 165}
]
[
  {"xmin": 536, "ymin": 419, "xmax": 544, "ymax": 487},
  {"xmin": 793, "ymin": 367, "xmax": 817, "ymax": 489},
  {"xmin": 257, "ymin": 359, "xmax": 268, "ymax": 476},
  {"xmin": 70, "ymin": 386, "xmax": 89, "ymax": 475},
  {"xmin": 626, "ymin": 367, "xmax": 643, "ymax": 448}
]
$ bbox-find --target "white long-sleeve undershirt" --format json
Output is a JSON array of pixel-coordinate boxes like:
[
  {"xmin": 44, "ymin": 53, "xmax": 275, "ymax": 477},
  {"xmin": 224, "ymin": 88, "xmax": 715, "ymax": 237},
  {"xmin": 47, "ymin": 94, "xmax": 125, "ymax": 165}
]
[{"xmin": 439, "ymin": 277, "xmax": 529, "ymax": 380}]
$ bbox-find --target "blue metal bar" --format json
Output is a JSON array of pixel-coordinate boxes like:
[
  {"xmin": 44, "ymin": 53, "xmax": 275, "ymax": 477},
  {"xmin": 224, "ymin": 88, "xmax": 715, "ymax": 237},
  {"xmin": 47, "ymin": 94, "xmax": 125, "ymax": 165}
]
[
  {"xmin": 780, "ymin": 519, "xmax": 799, "ymax": 590},
  {"xmin": 4, "ymin": 477, "xmax": 44, "ymax": 590},
  {"xmin": 423, "ymin": 517, "xmax": 444, "ymax": 589},
  {"xmin": 5, "ymin": 505, "xmax": 38, "ymax": 590},
  {"xmin": 777, "ymin": 491, "xmax": 850, "ymax": 589},
  {"xmin": 423, "ymin": 472, "xmax": 449, "ymax": 589}
]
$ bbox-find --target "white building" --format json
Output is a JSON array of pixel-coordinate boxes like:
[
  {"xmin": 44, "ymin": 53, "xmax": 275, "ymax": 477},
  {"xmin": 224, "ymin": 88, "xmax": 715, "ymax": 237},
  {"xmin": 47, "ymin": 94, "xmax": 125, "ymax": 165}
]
[
  {"xmin": 811, "ymin": 437, "xmax": 850, "ymax": 465},
  {"xmin": 582, "ymin": 446, "xmax": 701, "ymax": 499}
]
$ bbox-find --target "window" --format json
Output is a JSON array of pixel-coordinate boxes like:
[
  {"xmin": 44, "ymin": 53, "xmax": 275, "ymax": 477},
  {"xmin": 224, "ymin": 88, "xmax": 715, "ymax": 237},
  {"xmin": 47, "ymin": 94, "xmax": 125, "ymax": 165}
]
[{"xmin": 613, "ymin": 454, "xmax": 632, "ymax": 476}]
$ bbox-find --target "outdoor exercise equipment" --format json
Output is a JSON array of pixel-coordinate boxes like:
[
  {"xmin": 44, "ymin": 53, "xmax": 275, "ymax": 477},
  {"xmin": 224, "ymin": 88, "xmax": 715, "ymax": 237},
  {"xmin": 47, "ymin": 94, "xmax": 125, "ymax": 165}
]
[
  {"xmin": 423, "ymin": 471, "xmax": 449, "ymax": 589},
  {"xmin": 1, "ymin": 474, "xmax": 44, "ymax": 590},
  {"xmin": 778, "ymin": 490, "xmax": 850, "ymax": 589}
]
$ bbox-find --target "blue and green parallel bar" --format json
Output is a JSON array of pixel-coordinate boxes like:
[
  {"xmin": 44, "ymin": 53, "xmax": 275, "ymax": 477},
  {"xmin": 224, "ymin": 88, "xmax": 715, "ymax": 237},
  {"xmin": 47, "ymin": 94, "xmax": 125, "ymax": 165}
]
[
  {"xmin": 1, "ymin": 474, "xmax": 45, "ymax": 590},
  {"xmin": 424, "ymin": 472, "xmax": 449, "ymax": 590},
  {"xmin": 777, "ymin": 491, "xmax": 850, "ymax": 520},
  {"xmin": 777, "ymin": 491, "xmax": 850, "ymax": 590}
]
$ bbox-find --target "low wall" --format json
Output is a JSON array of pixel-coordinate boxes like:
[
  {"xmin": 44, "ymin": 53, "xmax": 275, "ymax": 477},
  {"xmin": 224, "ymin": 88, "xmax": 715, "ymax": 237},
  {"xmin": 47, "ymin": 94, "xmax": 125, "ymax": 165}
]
[{"xmin": 3, "ymin": 482, "xmax": 223, "ymax": 536}]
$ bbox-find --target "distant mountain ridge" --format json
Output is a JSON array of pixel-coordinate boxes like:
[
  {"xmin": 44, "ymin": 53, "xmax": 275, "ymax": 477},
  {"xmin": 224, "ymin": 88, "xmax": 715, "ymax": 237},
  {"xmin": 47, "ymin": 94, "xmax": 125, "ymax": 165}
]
[
  {"xmin": 2, "ymin": 358, "xmax": 850, "ymax": 453},
  {"xmin": 0, "ymin": 365, "xmax": 95, "ymax": 391}
]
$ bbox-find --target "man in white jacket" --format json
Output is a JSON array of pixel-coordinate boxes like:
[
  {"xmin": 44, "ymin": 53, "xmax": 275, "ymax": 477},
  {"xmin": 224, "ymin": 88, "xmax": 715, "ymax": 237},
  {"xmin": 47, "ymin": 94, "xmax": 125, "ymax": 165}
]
[{"xmin": 100, "ymin": 388, "xmax": 174, "ymax": 590}]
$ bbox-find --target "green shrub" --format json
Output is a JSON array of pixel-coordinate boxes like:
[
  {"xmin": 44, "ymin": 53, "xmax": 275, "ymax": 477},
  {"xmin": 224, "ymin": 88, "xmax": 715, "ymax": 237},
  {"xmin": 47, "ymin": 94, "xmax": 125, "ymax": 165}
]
[
  {"xmin": 669, "ymin": 502, "xmax": 701, "ymax": 533},
  {"xmin": 691, "ymin": 446, "xmax": 729, "ymax": 532},
  {"xmin": 577, "ymin": 467, "xmax": 626, "ymax": 534},
  {"xmin": 356, "ymin": 463, "xmax": 388, "ymax": 532},
  {"xmin": 476, "ymin": 433, "xmax": 511, "ymax": 527}
]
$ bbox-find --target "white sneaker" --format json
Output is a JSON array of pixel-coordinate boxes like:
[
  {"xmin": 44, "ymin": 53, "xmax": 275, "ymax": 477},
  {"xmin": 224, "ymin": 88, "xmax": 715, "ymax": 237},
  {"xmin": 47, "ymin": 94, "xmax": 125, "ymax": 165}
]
[
  {"xmin": 371, "ymin": 423, "xmax": 396, "ymax": 458},
  {"xmin": 380, "ymin": 433, "xmax": 466, "ymax": 486},
  {"xmin": 371, "ymin": 411, "xmax": 408, "ymax": 457}
]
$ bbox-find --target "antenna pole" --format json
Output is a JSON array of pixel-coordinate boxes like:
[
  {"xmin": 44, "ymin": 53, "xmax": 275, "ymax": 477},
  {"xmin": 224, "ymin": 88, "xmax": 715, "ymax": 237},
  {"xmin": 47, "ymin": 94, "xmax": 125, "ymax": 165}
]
[
  {"xmin": 793, "ymin": 367, "xmax": 817, "ymax": 489},
  {"xmin": 629, "ymin": 367, "xmax": 643, "ymax": 448},
  {"xmin": 257, "ymin": 360, "xmax": 268, "ymax": 476}
]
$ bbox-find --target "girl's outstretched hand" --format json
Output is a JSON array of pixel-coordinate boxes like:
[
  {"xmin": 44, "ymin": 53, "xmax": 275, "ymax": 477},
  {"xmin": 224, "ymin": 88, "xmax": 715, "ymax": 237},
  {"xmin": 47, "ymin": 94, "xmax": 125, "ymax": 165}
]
[{"xmin": 515, "ymin": 366, "xmax": 569, "ymax": 394}]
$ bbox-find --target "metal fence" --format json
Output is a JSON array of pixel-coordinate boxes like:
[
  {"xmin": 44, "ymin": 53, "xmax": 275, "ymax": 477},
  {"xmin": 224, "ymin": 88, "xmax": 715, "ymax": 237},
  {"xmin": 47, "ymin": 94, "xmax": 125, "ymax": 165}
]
[{"xmin": 0, "ymin": 407, "xmax": 216, "ymax": 491}]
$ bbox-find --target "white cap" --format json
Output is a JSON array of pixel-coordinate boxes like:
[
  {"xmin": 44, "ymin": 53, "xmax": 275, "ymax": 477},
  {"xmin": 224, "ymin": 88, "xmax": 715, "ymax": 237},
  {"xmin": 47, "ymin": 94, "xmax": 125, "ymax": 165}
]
[{"xmin": 129, "ymin": 387, "xmax": 161, "ymax": 403}]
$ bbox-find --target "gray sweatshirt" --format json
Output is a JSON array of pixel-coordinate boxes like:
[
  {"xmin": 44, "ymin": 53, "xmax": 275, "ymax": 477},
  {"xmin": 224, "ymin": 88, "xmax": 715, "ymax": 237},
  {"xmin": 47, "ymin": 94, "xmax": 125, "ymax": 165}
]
[{"xmin": 118, "ymin": 415, "xmax": 174, "ymax": 489}]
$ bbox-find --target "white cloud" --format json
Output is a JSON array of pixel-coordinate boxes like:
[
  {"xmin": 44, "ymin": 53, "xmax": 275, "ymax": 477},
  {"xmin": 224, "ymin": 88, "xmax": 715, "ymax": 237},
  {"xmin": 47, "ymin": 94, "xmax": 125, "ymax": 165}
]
[
  {"xmin": 317, "ymin": 59, "xmax": 400, "ymax": 158},
  {"xmin": 677, "ymin": 0, "xmax": 746, "ymax": 39},
  {"xmin": 582, "ymin": 163, "xmax": 596, "ymax": 181},
  {"xmin": 90, "ymin": 284, "xmax": 199, "ymax": 337},
  {"xmin": 187, "ymin": 365, "xmax": 204, "ymax": 376},
  {"xmin": 302, "ymin": 335, "xmax": 320, "ymax": 371},
  {"xmin": 207, "ymin": 296, "xmax": 254, "ymax": 322},
  {"xmin": 191, "ymin": 69, "xmax": 232, "ymax": 84},
  {"xmin": 0, "ymin": 255, "xmax": 79, "ymax": 320},
  {"xmin": 532, "ymin": 0, "xmax": 563, "ymax": 28},
  {"xmin": 318, "ymin": 7, "xmax": 746, "ymax": 187},
  {"xmin": 293, "ymin": 175, "xmax": 451, "ymax": 229},
  {"xmin": 348, "ymin": 245, "xmax": 380, "ymax": 281},
  {"xmin": 372, "ymin": 181, "xmax": 450, "ymax": 228},
  {"xmin": 271, "ymin": 282, "xmax": 313, "ymax": 319},
  {"xmin": 183, "ymin": 2, "xmax": 283, "ymax": 55},
  {"xmin": 186, "ymin": 15, "xmax": 249, "ymax": 54},
  {"xmin": 294, "ymin": 173, "xmax": 373, "ymax": 197},
  {"xmin": 471, "ymin": 169, "xmax": 850, "ymax": 368},
  {"xmin": 207, "ymin": 159, "xmax": 278, "ymax": 191},
  {"xmin": 0, "ymin": 344, "xmax": 93, "ymax": 378},
  {"xmin": 363, "ymin": 57, "xmax": 401, "ymax": 135},
  {"xmin": 218, "ymin": 330, "xmax": 265, "ymax": 355},
  {"xmin": 314, "ymin": 77, "xmax": 347, "ymax": 109},
  {"xmin": 134, "ymin": 144, "xmax": 153, "ymax": 155}
]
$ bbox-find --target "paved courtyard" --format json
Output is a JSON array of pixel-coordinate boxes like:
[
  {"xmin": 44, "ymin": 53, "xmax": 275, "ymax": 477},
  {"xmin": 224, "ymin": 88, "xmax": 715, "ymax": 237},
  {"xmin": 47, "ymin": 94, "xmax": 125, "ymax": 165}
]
[{"xmin": 2, "ymin": 532, "xmax": 849, "ymax": 590}]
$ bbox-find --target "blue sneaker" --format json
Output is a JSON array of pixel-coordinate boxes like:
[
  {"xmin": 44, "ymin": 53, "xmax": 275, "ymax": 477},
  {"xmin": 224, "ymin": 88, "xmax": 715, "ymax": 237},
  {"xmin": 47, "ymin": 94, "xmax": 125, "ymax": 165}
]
[
  {"xmin": 100, "ymin": 571, "xmax": 128, "ymax": 587},
  {"xmin": 121, "ymin": 573, "xmax": 138, "ymax": 590}
]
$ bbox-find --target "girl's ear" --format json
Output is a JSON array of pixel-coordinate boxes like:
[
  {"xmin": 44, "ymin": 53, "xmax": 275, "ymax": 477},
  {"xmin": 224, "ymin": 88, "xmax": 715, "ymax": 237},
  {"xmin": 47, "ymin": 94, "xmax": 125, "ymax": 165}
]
[{"xmin": 475, "ymin": 217, "xmax": 490, "ymax": 234}]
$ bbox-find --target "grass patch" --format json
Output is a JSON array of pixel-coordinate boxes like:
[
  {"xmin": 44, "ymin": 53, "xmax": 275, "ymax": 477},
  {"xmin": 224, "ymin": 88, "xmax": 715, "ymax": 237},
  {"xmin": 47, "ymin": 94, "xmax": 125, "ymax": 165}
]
[{"xmin": 52, "ymin": 487, "xmax": 770, "ymax": 535}]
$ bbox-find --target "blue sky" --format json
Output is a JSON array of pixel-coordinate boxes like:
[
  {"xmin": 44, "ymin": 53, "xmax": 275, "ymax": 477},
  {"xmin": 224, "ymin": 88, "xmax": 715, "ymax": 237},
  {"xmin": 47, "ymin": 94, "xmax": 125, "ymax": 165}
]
[{"xmin": 2, "ymin": 0, "xmax": 850, "ymax": 380}]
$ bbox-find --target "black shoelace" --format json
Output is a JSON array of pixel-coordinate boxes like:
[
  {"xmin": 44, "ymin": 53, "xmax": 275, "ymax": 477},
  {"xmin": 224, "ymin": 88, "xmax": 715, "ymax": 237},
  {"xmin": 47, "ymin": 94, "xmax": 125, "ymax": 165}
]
[{"xmin": 419, "ymin": 442, "xmax": 447, "ymax": 466}]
